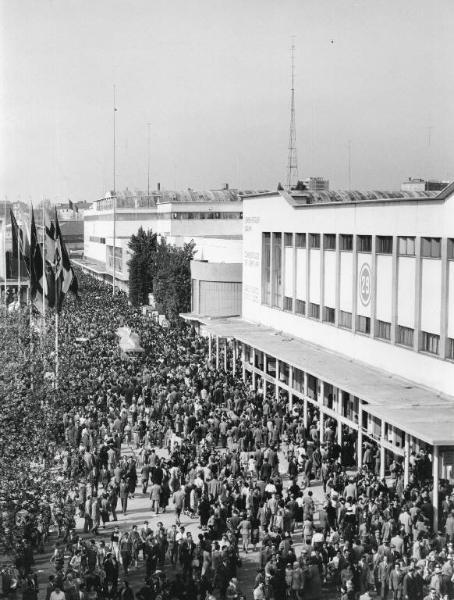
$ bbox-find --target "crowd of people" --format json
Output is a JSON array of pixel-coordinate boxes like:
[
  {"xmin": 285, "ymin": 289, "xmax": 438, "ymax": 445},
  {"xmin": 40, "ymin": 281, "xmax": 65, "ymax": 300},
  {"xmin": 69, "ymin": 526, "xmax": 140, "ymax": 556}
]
[{"xmin": 1, "ymin": 270, "xmax": 454, "ymax": 600}]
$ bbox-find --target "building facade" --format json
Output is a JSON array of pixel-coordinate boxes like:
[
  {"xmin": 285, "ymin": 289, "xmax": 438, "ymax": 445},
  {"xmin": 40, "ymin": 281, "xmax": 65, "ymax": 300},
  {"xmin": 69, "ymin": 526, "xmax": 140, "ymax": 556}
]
[
  {"xmin": 80, "ymin": 188, "xmax": 263, "ymax": 289},
  {"xmin": 191, "ymin": 185, "xmax": 454, "ymax": 530}
]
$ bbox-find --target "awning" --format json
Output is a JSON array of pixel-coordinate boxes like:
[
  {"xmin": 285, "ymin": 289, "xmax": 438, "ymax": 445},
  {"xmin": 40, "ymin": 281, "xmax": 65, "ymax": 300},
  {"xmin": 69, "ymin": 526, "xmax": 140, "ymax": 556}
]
[{"xmin": 197, "ymin": 316, "xmax": 454, "ymax": 446}]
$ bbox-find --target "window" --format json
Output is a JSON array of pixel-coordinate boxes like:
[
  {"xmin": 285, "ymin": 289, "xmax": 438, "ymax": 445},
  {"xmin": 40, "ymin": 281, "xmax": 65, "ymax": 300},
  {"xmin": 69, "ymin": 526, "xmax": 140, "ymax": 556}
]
[
  {"xmin": 375, "ymin": 319, "xmax": 391, "ymax": 340},
  {"xmin": 295, "ymin": 233, "xmax": 306, "ymax": 248},
  {"xmin": 398, "ymin": 236, "xmax": 415, "ymax": 256},
  {"xmin": 272, "ymin": 233, "xmax": 282, "ymax": 308},
  {"xmin": 89, "ymin": 236, "xmax": 106, "ymax": 244},
  {"xmin": 448, "ymin": 239, "xmax": 454, "ymax": 260},
  {"xmin": 309, "ymin": 234, "xmax": 320, "ymax": 249},
  {"xmin": 356, "ymin": 315, "xmax": 371, "ymax": 334},
  {"xmin": 295, "ymin": 299, "xmax": 306, "ymax": 315},
  {"xmin": 421, "ymin": 237, "xmax": 441, "ymax": 258},
  {"xmin": 262, "ymin": 233, "xmax": 271, "ymax": 305},
  {"xmin": 323, "ymin": 306, "xmax": 335, "ymax": 323},
  {"xmin": 284, "ymin": 233, "xmax": 293, "ymax": 247},
  {"xmin": 357, "ymin": 235, "xmax": 372, "ymax": 253},
  {"xmin": 397, "ymin": 325, "xmax": 414, "ymax": 347},
  {"xmin": 447, "ymin": 338, "xmax": 454, "ymax": 360},
  {"xmin": 323, "ymin": 234, "xmax": 336, "ymax": 250},
  {"xmin": 421, "ymin": 331, "xmax": 440, "ymax": 355},
  {"xmin": 340, "ymin": 234, "xmax": 353, "ymax": 251},
  {"xmin": 339, "ymin": 310, "xmax": 352, "ymax": 329},
  {"xmin": 377, "ymin": 236, "xmax": 393, "ymax": 254},
  {"xmin": 309, "ymin": 302, "xmax": 320, "ymax": 319},
  {"xmin": 284, "ymin": 296, "xmax": 293, "ymax": 311}
]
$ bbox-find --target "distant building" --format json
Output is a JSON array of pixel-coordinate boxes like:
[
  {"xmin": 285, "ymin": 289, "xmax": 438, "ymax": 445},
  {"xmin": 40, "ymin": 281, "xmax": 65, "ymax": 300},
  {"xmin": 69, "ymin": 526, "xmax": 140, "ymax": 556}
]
[
  {"xmin": 76, "ymin": 187, "xmax": 267, "ymax": 292},
  {"xmin": 401, "ymin": 178, "xmax": 449, "ymax": 193},
  {"xmin": 56, "ymin": 200, "xmax": 91, "ymax": 221},
  {"xmin": 303, "ymin": 177, "xmax": 329, "ymax": 192}
]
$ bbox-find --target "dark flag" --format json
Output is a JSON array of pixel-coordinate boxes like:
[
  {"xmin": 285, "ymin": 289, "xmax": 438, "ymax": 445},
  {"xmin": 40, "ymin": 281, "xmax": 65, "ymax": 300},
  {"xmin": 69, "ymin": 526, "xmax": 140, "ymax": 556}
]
[
  {"xmin": 29, "ymin": 208, "xmax": 46, "ymax": 311},
  {"xmin": 54, "ymin": 209, "xmax": 79, "ymax": 311},
  {"xmin": 10, "ymin": 209, "xmax": 30, "ymax": 274}
]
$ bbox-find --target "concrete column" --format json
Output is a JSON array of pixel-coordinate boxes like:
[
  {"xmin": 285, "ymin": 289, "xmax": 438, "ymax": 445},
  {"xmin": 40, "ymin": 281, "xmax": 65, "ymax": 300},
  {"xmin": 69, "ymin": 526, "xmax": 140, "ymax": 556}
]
[
  {"xmin": 208, "ymin": 334, "xmax": 212, "ymax": 362},
  {"xmin": 275, "ymin": 359, "xmax": 280, "ymax": 399},
  {"xmin": 224, "ymin": 340, "xmax": 228, "ymax": 371},
  {"xmin": 241, "ymin": 343, "xmax": 246, "ymax": 381},
  {"xmin": 380, "ymin": 421, "xmax": 386, "ymax": 479},
  {"xmin": 335, "ymin": 234, "xmax": 341, "ymax": 326},
  {"xmin": 303, "ymin": 371, "xmax": 308, "ymax": 430},
  {"xmin": 306, "ymin": 234, "xmax": 310, "ymax": 315},
  {"xmin": 337, "ymin": 420, "xmax": 342, "ymax": 445},
  {"xmin": 357, "ymin": 403, "xmax": 363, "ymax": 469},
  {"xmin": 352, "ymin": 234, "xmax": 358, "ymax": 333},
  {"xmin": 414, "ymin": 237, "xmax": 422, "ymax": 352},
  {"xmin": 320, "ymin": 235, "xmax": 325, "ymax": 322},
  {"xmin": 232, "ymin": 341, "xmax": 237, "ymax": 376},
  {"xmin": 440, "ymin": 238, "xmax": 448, "ymax": 358},
  {"xmin": 370, "ymin": 235, "xmax": 377, "ymax": 339},
  {"xmin": 433, "ymin": 445, "xmax": 439, "ymax": 532},
  {"xmin": 391, "ymin": 235, "xmax": 398, "ymax": 344},
  {"xmin": 404, "ymin": 433, "xmax": 410, "ymax": 488},
  {"xmin": 292, "ymin": 235, "xmax": 297, "ymax": 313},
  {"xmin": 215, "ymin": 336, "xmax": 219, "ymax": 370},
  {"xmin": 288, "ymin": 366, "xmax": 293, "ymax": 411},
  {"xmin": 319, "ymin": 410, "xmax": 324, "ymax": 444},
  {"xmin": 319, "ymin": 380, "xmax": 325, "ymax": 406}
]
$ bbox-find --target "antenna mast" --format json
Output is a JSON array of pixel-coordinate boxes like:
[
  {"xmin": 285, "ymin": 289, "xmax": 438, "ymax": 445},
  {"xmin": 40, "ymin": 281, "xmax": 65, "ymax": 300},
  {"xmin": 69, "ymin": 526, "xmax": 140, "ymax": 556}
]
[{"xmin": 286, "ymin": 40, "xmax": 298, "ymax": 190}]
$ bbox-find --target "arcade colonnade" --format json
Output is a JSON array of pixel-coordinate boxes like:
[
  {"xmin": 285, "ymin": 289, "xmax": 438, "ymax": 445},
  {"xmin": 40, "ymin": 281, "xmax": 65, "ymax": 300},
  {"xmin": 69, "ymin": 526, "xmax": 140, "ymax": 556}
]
[{"xmin": 207, "ymin": 332, "xmax": 448, "ymax": 532}]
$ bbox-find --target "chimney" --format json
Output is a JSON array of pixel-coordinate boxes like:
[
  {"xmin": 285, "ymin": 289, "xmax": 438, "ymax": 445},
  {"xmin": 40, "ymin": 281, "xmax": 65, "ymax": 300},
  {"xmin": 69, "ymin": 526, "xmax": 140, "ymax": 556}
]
[
  {"xmin": 225, "ymin": 183, "xmax": 229, "ymax": 190},
  {"xmin": 157, "ymin": 182, "xmax": 161, "ymax": 191}
]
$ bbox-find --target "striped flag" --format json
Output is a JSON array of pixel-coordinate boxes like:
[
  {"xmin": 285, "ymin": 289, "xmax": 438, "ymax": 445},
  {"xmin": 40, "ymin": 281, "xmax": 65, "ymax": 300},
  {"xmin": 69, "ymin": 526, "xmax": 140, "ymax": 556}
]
[{"xmin": 54, "ymin": 209, "xmax": 78, "ymax": 311}]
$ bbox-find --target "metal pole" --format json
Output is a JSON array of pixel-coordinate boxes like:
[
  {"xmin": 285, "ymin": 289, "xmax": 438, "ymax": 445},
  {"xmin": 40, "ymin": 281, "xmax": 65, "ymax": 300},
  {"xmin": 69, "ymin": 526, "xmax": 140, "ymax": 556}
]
[
  {"xmin": 17, "ymin": 211, "xmax": 20, "ymax": 304},
  {"xmin": 112, "ymin": 85, "xmax": 117, "ymax": 296},
  {"xmin": 147, "ymin": 122, "xmax": 151, "ymax": 202},
  {"xmin": 55, "ymin": 311, "xmax": 59, "ymax": 389},
  {"xmin": 3, "ymin": 202, "xmax": 6, "ymax": 308},
  {"xmin": 42, "ymin": 202, "xmax": 46, "ymax": 321}
]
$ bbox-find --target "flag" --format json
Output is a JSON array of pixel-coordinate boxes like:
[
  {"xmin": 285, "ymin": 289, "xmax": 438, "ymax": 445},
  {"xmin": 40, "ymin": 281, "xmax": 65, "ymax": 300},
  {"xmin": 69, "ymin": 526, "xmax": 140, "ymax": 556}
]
[
  {"xmin": 29, "ymin": 208, "xmax": 46, "ymax": 312},
  {"xmin": 10, "ymin": 208, "xmax": 30, "ymax": 274},
  {"xmin": 43, "ymin": 209, "xmax": 55, "ymax": 264},
  {"xmin": 54, "ymin": 209, "xmax": 79, "ymax": 311}
]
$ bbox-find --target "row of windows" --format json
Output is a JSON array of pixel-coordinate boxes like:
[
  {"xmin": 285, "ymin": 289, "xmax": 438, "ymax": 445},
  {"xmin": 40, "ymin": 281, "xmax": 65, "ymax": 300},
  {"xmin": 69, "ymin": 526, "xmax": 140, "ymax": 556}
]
[
  {"xmin": 89, "ymin": 236, "xmax": 106, "ymax": 244},
  {"xmin": 280, "ymin": 302, "xmax": 452, "ymax": 358},
  {"xmin": 170, "ymin": 211, "xmax": 243, "ymax": 220},
  {"xmin": 272, "ymin": 232, "xmax": 454, "ymax": 258}
]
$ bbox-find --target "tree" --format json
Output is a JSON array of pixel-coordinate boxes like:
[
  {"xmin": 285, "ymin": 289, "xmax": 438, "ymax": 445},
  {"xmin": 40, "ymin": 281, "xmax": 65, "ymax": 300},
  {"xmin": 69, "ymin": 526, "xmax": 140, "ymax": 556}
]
[
  {"xmin": 127, "ymin": 229, "xmax": 196, "ymax": 317},
  {"xmin": 127, "ymin": 228, "xmax": 158, "ymax": 305},
  {"xmin": 153, "ymin": 239, "xmax": 196, "ymax": 320}
]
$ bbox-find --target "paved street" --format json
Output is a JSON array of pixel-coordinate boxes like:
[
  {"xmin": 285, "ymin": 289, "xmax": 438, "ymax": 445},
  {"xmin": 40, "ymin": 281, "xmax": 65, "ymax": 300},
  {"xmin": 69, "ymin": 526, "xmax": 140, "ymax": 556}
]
[{"xmin": 31, "ymin": 442, "xmax": 327, "ymax": 599}]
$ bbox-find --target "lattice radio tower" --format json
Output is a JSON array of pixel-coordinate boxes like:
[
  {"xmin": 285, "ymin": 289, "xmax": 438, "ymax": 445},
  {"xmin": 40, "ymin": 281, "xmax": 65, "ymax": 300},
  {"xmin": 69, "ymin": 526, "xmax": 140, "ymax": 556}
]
[{"xmin": 286, "ymin": 41, "xmax": 299, "ymax": 190}]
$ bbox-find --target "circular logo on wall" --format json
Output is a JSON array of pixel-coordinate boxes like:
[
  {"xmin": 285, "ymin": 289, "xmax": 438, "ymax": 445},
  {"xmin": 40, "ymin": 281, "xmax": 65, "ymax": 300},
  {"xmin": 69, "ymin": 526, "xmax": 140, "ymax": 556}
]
[{"xmin": 359, "ymin": 263, "xmax": 371, "ymax": 307}]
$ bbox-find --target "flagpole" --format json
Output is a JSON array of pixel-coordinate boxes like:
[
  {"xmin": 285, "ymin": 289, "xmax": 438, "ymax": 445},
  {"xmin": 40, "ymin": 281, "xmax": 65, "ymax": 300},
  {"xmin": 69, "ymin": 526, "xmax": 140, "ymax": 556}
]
[
  {"xmin": 17, "ymin": 209, "xmax": 20, "ymax": 306},
  {"xmin": 42, "ymin": 201, "xmax": 46, "ymax": 324},
  {"xmin": 3, "ymin": 201, "xmax": 6, "ymax": 309},
  {"xmin": 112, "ymin": 84, "xmax": 117, "ymax": 297},
  {"xmin": 55, "ymin": 311, "xmax": 59, "ymax": 389}
]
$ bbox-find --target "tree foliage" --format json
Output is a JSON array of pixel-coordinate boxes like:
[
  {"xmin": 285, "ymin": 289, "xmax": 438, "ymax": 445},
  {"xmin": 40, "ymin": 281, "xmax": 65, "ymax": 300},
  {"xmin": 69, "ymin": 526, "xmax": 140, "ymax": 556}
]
[
  {"xmin": 127, "ymin": 228, "xmax": 158, "ymax": 305},
  {"xmin": 127, "ymin": 229, "xmax": 196, "ymax": 319},
  {"xmin": 0, "ymin": 311, "xmax": 69, "ymax": 557}
]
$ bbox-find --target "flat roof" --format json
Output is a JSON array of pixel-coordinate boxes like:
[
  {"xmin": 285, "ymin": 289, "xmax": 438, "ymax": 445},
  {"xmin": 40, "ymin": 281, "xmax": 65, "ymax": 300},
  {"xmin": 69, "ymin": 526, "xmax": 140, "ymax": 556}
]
[{"xmin": 194, "ymin": 316, "xmax": 454, "ymax": 446}]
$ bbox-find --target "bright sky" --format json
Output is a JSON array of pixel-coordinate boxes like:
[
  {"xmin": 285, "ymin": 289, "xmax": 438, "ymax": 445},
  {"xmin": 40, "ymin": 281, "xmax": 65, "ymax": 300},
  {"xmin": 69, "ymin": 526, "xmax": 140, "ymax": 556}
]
[{"xmin": 1, "ymin": 0, "xmax": 453, "ymax": 203}]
